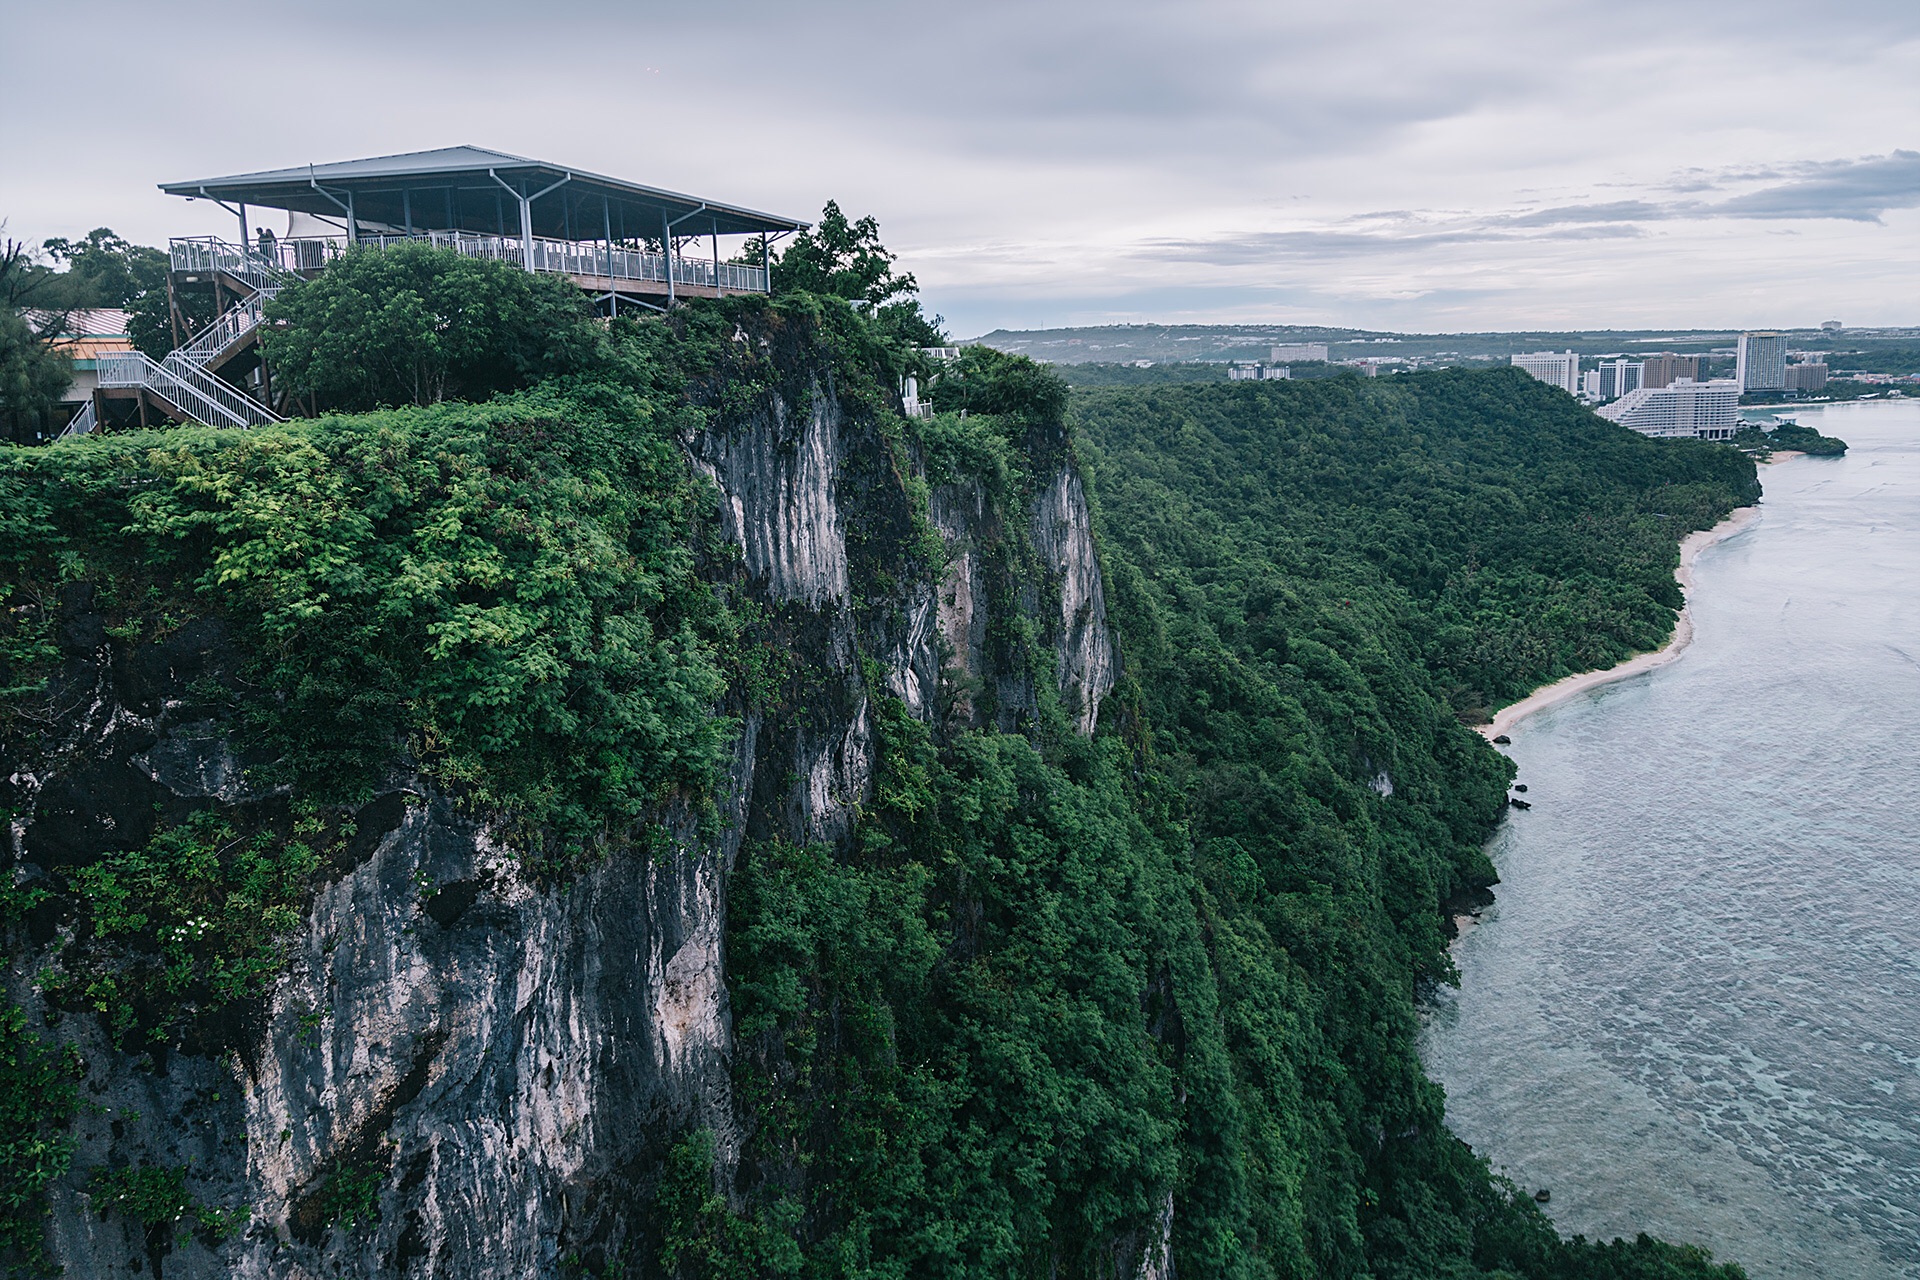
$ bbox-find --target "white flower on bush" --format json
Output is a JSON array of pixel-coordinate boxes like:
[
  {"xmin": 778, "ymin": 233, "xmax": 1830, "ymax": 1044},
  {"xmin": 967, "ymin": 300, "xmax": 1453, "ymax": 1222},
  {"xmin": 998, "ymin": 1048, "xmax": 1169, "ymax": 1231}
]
[{"xmin": 166, "ymin": 916, "xmax": 215, "ymax": 944}]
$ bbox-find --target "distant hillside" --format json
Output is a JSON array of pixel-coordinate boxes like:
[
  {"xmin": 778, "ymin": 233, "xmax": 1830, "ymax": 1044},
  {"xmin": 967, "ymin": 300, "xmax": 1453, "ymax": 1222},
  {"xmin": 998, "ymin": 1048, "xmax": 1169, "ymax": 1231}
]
[{"xmin": 971, "ymin": 322, "xmax": 1920, "ymax": 374}]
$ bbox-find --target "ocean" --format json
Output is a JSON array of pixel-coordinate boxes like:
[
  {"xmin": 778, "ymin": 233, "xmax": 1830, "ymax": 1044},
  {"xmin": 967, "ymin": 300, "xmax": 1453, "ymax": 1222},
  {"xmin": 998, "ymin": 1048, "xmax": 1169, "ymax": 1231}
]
[{"xmin": 1421, "ymin": 400, "xmax": 1920, "ymax": 1280}]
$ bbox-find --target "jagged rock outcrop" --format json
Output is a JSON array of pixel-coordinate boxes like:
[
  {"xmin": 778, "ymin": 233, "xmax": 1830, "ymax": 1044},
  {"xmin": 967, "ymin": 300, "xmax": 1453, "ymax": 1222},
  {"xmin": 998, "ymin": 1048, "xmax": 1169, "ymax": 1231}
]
[
  {"xmin": 1031, "ymin": 465, "xmax": 1116, "ymax": 735},
  {"xmin": 16, "ymin": 614, "xmax": 751, "ymax": 1278},
  {"xmin": 5, "ymin": 348, "xmax": 1122, "ymax": 1278}
]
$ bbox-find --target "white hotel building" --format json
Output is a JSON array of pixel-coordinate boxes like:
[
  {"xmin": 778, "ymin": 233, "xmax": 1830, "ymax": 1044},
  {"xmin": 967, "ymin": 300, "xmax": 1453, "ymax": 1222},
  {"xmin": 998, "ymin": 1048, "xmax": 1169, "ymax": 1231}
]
[
  {"xmin": 1510, "ymin": 350, "xmax": 1581, "ymax": 395},
  {"xmin": 1595, "ymin": 379, "xmax": 1743, "ymax": 440}
]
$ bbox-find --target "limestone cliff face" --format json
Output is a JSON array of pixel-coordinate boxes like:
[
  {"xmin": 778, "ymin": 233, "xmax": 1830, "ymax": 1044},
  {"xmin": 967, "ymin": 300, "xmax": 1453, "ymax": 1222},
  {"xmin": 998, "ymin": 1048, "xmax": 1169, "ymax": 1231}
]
[
  {"xmin": 4, "ymin": 352, "xmax": 1123, "ymax": 1278},
  {"xmin": 1031, "ymin": 464, "xmax": 1116, "ymax": 735}
]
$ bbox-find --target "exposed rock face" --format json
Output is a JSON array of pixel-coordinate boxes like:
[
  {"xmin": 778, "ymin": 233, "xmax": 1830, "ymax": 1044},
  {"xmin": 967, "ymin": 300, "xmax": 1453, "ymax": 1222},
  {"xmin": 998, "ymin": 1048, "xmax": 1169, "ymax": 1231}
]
[
  {"xmin": 687, "ymin": 380, "xmax": 850, "ymax": 609},
  {"xmin": 1031, "ymin": 465, "xmax": 1117, "ymax": 735},
  {"xmin": 17, "ymin": 621, "xmax": 753, "ymax": 1277},
  {"xmin": 6, "ymin": 359, "xmax": 1120, "ymax": 1278}
]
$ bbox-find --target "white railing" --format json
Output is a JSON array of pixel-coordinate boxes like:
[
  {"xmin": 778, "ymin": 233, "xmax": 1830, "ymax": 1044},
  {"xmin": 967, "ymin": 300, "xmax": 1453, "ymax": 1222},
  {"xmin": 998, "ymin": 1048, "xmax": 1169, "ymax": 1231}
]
[
  {"xmin": 157, "ymin": 349, "xmax": 278, "ymax": 425},
  {"xmin": 252, "ymin": 230, "xmax": 769, "ymax": 293},
  {"xmin": 62, "ymin": 401, "xmax": 98, "ymax": 438},
  {"xmin": 171, "ymin": 236, "xmax": 317, "ymax": 283},
  {"xmin": 174, "ymin": 231, "xmax": 769, "ymax": 293},
  {"xmin": 173, "ymin": 286, "xmax": 281, "ymax": 365},
  {"xmin": 97, "ymin": 351, "xmax": 275, "ymax": 429}
]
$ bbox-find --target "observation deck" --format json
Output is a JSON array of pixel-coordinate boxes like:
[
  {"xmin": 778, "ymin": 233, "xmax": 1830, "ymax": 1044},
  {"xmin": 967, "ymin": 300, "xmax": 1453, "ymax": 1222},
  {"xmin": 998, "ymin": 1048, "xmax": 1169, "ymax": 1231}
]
[{"xmin": 160, "ymin": 144, "xmax": 807, "ymax": 308}]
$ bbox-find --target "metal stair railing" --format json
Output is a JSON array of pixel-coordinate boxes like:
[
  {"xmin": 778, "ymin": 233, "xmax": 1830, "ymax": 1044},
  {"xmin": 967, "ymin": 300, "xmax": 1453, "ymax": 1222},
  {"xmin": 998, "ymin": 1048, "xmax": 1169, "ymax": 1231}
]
[
  {"xmin": 95, "ymin": 351, "xmax": 263, "ymax": 429},
  {"xmin": 172, "ymin": 284, "xmax": 281, "ymax": 367},
  {"xmin": 170, "ymin": 237, "xmax": 299, "ymax": 291},
  {"xmin": 60, "ymin": 401, "xmax": 98, "ymax": 439},
  {"xmin": 156, "ymin": 351, "xmax": 279, "ymax": 426}
]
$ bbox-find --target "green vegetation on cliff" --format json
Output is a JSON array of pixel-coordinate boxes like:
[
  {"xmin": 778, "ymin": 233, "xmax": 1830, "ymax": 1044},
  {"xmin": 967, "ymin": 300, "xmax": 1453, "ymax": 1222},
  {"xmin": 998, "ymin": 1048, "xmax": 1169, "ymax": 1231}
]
[
  {"xmin": 1075, "ymin": 372, "xmax": 1755, "ymax": 1276},
  {"xmin": 1, "ymin": 233, "xmax": 1761, "ymax": 1278},
  {"xmin": 700, "ymin": 355, "xmax": 1755, "ymax": 1280}
]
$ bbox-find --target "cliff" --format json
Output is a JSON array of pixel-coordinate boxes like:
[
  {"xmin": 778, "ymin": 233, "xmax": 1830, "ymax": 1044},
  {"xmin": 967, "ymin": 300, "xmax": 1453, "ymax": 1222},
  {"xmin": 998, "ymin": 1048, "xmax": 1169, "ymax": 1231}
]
[
  {"xmin": 1, "ymin": 308, "xmax": 1759, "ymax": 1280},
  {"xmin": 0, "ymin": 303, "xmax": 1125, "ymax": 1278}
]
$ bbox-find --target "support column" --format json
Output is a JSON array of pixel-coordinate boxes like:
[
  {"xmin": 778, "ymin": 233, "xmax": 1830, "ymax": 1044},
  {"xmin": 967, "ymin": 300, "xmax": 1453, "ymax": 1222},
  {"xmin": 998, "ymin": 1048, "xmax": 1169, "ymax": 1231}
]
[
  {"xmin": 662, "ymin": 211, "xmax": 675, "ymax": 304},
  {"xmin": 346, "ymin": 191, "xmax": 358, "ymax": 245},
  {"xmin": 238, "ymin": 202, "xmax": 250, "ymax": 253},
  {"xmin": 519, "ymin": 184, "xmax": 534, "ymax": 271},
  {"xmin": 711, "ymin": 218, "xmax": 719, "ymax": 295},
  {"xmin": 603, "ymin": 197, "xmax": 616, "ymax": 317}
]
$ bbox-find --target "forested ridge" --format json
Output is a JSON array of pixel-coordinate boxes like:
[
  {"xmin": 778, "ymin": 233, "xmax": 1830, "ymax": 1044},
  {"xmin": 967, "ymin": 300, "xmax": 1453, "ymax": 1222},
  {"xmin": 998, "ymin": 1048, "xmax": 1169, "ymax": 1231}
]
[
  {"xmin": 1072, "ymin": 372, "xmax": 1759, "ymax": 1275},
  {"xmin": 699, "ymin": 364, "xmax": 1759, "ymax": 1277},
  {"xmin": 1, "ymin": 236, "xmax": 1761, "ymax": 1277}
]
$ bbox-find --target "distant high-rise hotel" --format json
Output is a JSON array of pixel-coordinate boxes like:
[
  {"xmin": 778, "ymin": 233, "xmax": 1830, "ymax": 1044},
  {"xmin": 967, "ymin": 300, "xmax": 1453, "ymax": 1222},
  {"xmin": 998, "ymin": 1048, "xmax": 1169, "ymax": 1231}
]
[
  {"xmin": 1579, "ymin": 359, "xmax": 1642, "ymax": 402},
  {"xmin": 1596, "ymin": 379, "xmax": 1742, "ymax": 439},
  {"xmin": 1272, "ymin": 343, "xmax": 1330, "ymax": 363},
  {"xmin": 1640, "ymin": 353, "xmax": 1701, "ymax": 389},
  {"xmin": 1786, "ymin": 361, "xmax": 1829, "ymax": 393},
  {"xmin": 1510, "ymin": 350, "xmax": 1580, "ymax": 395},
  {"xmin": 1737, "ymin": 332, "xmax": 1788, "ymax": 392}
]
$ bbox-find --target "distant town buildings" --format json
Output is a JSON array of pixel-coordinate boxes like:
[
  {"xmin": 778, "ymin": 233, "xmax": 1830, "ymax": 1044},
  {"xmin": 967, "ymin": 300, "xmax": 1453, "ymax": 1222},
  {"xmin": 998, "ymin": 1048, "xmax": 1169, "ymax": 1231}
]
[
  {"xmin": 1229, "ymin": 362, "xmax": 1290, "ymax": 381},
  {"xmin": 1785, "ymin": 361, "xmax": 1829, "ymax": 393},
  {"xmin": 1580, "ymin": 359, "xmax": 1643, "ymax": 402},
  {"xmin": 1510, "ymin": 350, "xmax": 1580, "ymax": 395},
  {"xmin": 1271, "ymin": 343, "xmax": 1329, "ymax": 363},
  {"xmin": 1640, "ymin": 353, "xmax": 1701, "ymax": 390},
  {"xmin": 1736, "ymin": 332, "xmax": 1788, "ymax": 392},
  {"xmin": 1595, "ymin": 378, "xmax": 1742, "ymax": 439}
]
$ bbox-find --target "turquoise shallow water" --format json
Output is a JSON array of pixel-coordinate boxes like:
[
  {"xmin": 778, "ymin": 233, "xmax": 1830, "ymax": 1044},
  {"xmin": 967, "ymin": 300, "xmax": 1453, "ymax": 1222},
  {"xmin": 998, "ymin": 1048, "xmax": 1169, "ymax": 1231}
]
[{"xmin": 1421, "ymin": 401, "xmax": 1920, "ymax": 1280}]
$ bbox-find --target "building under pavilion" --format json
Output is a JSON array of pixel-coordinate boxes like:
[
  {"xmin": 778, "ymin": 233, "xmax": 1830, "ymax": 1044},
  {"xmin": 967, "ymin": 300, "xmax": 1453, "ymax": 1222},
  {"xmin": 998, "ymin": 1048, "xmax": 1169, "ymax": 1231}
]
[{"xmin": 70, "ymin": 146, "xmax": 808, "ymax": 436}]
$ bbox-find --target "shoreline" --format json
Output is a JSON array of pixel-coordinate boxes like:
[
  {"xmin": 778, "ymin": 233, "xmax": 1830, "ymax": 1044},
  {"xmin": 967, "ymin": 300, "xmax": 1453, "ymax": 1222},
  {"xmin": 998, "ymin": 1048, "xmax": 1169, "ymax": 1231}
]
[{"xmin": 1474, "ymin": 504, "xmax": 1763, "ymax": 741}]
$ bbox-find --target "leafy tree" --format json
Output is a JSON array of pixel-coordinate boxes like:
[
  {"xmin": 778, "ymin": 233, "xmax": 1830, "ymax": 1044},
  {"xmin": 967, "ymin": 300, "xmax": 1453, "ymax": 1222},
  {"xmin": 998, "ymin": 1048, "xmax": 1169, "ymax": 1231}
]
[
  {"xmin": 38, "ymin": 228, "xmax": 168, "ymax": 311},
  {"xmin": 771, "ymin": 201, "xmax": 945, "ymax": 346},
  {"xmin": 34, "ymin": 228, "xmax": 181, "ymax": 359},
  {"xmin": 0, "ymin": 238, "xmax": 72, "ymax": 444},
  {"xmin": 926, "ymin": 344, "xmax": 1069, "ymax": 424},
  {"xmin": 770, "ymin": 201, "xmax": 914, "ymax": 308},
  {"xmin": 259, "ymin": 243, "xmax": 608, "ymax": 411}
]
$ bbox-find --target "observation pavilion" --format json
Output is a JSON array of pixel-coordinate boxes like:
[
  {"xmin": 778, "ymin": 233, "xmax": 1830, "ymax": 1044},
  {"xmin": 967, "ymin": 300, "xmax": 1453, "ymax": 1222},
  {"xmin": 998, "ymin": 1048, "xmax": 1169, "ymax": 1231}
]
[
  {"xmin": 160, "ymin": 144, "xmax": 809, "ymax": 308},
  {"xmin": 68, "ymin": 147, "xmax": 807, "ymax": 437}
]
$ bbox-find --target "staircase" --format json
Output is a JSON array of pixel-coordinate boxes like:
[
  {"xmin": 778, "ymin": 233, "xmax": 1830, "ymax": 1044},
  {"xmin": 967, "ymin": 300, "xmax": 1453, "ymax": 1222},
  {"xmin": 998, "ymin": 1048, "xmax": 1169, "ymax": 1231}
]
[{"xmin": 64, "ymin": 240, "xmax": 287, "ymax": 438}]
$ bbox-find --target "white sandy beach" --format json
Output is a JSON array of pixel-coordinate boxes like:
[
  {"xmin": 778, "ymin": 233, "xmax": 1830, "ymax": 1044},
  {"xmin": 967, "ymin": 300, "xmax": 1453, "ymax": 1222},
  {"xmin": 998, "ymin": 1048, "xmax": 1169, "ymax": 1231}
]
[{"xmin": 1475, "ymin": 503, "xmax": 1763, "ymax": 740}]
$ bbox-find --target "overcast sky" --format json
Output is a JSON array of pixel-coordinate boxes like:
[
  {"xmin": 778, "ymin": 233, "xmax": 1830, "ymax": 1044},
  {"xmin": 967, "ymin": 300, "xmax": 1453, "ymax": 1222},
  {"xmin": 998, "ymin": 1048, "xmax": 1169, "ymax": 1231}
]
[{"xmin": 5, "ymin": 0, "xmax": 1918, "ymax": 336}]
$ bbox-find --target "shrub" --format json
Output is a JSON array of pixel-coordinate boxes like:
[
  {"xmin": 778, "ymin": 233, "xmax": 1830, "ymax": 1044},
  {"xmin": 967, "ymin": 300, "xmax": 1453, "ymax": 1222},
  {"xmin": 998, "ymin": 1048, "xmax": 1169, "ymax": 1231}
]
[{"xmin": 260, "ymin": 243, "xmax": 607, "ymax": 412}]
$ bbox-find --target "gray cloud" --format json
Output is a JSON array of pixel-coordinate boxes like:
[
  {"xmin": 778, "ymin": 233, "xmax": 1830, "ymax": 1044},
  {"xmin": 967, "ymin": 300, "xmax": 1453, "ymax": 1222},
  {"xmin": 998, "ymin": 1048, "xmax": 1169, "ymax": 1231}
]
[
  {"xmin": 5, "ymin": 0, "xmax": 1919, "ymax": 334},
  {"xmin": 1498, "ymin": 201, "xmax": 1686, "ymax": 226},
  {"xmin": 1713, "ymin": 150, "xmax": 1920, "ymax": 221},
  {"xmin": 1137, "ymin": 151, "xmax": 1920, "ymax": 277},
  {"xmin": 1139, "ymin": 220, "xmax": 1644, "ymax": 266}
]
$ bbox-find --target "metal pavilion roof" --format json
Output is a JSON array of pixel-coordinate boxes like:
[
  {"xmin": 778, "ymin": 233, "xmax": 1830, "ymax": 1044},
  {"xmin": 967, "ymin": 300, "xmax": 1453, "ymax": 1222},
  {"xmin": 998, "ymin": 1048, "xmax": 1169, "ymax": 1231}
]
[{"xmin": 159, "ymin": 146, "xmax": 808, "ymax": 240}]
